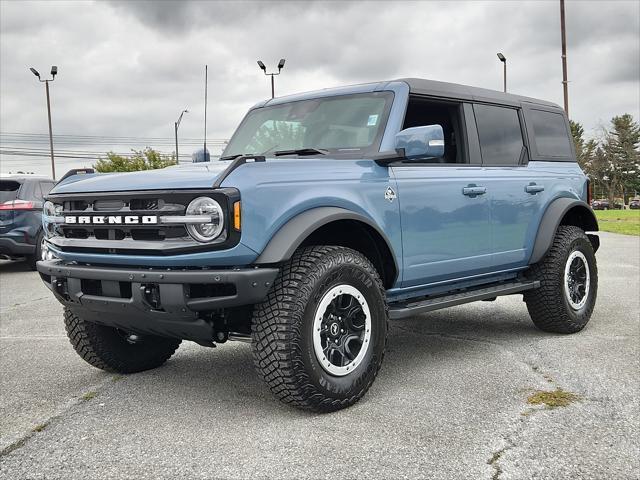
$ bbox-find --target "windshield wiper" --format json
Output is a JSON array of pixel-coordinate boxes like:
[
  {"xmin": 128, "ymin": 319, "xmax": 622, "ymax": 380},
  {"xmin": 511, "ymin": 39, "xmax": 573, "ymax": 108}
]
[
  {"xmin": 273, "ymin": 148, "xmax": 329, "ymax": 157},
  {"xmin": 222, "ymin": 147, "xmax": 329, "ymax": 160}
]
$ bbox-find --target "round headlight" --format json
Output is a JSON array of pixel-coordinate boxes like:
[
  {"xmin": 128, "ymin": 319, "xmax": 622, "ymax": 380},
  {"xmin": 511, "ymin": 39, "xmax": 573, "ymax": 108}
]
[
  {"xmin": 185, "ymin": 197, "xmax": 224, "ymax": 243},
  {"xmin": 42, "ymin": 201, "xmax": 57, "ymax": 238},
  {"xmin": 43, "ymin": 200, "xmax": 55, "ymax": 217}
]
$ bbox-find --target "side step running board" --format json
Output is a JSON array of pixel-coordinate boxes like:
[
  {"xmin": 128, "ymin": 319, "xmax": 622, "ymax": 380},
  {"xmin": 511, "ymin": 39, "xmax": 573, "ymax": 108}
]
[{"xmin": 389, "ymin": 280, "xmax": 540, "ymax": 320}]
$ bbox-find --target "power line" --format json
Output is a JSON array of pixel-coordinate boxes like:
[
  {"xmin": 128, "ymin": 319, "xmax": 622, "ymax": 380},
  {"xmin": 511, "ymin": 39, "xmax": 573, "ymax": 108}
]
[
  {"xmin": 0, "ymin": 132, "xmax": 228, "ymax": 143},
  {"xmin": 0, "ymin": 132, "xmax": 229, "ymax": 169},
  {"xmin": 0, "ymin": 150, "xmax": 196, "ymax": 158}
]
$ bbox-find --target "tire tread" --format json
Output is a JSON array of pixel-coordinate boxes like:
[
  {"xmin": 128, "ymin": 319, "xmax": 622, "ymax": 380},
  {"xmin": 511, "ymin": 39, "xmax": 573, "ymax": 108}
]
[
  {"xmin": 63, "ymin": 308, "xmax": 181, "ymax": 373},
  {"xmin": 525, "ymin": 225, "xmax": 597, "ymax": 333},
  {"xmin": 251, "ymin": 246, "xmax": 388, "ymax": 412}
]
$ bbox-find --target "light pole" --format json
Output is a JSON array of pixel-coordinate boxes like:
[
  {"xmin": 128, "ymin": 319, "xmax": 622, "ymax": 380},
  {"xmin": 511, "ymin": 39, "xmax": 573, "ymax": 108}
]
[
  {"xmin": 257, "ymin": 59, "xmax": 285, "ymax": 98},
  {"xmin": 30, "ymin": 66, "xmax": 58, "ymax": 179},
  {"xmin": 560, "ymin": 0, "xmax": 569, "ymax": 116},
  {"xmin": 497, "ymin": 53, "xmax": 507, "ymax": 93},
  {"xmin": 174, "ymin": 108, "xmax": 188, "ymax": 163}
]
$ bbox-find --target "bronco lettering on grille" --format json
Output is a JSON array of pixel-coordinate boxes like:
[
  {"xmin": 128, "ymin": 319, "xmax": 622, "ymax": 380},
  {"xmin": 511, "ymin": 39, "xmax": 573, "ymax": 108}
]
[{"xmin": 64, "ymin": 215, "xmax": 158, "ymax": 225}]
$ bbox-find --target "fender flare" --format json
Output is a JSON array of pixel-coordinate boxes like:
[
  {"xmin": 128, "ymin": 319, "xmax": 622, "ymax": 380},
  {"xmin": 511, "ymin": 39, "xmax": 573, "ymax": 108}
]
[
  {"xmin": 530, "ymin": 197, "xmax": 599, "ymax": 264},
  {"xmin": 254, "ymin": 206, "xmax": 398, "ymax": 273}
]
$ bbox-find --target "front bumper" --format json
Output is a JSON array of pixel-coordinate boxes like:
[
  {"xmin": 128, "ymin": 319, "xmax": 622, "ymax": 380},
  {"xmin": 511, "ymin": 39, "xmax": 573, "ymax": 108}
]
[
  {"xmin": 36, "ymin": 259, "xmax": 279, "ymax": 341},
  {"xmin": 0, "ymin": 236, "xmax": 35, "ymax": 257}
]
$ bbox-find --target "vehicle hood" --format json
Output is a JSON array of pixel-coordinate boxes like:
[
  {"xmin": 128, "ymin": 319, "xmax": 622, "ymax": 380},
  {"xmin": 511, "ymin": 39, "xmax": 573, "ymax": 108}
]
[{"xmin": 50, "ymin": 161, "xmax": 232, "ymax": 194}]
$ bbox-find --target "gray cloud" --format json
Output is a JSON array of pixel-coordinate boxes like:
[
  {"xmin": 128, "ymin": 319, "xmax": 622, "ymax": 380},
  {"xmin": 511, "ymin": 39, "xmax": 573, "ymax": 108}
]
[{"xmin": 1, "ymin": 0, "xmax": 638, "ymax": 175}]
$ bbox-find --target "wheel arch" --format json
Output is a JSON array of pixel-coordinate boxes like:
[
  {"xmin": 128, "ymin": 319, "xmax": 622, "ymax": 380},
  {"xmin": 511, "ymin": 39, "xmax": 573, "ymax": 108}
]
[
  {"xmin": 530, "ymin": 198, "xmax": 599, "ymax": 264},
  {"xmin": 254, "ymin": 207, "xmax": 398, "ymax": 289}
]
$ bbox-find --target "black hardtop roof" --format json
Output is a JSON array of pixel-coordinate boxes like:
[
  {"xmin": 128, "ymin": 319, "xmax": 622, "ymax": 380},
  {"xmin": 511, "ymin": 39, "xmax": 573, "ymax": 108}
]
[{"xmin": 397, "ymin": 78, "xmax": 560, "ymax": 109}]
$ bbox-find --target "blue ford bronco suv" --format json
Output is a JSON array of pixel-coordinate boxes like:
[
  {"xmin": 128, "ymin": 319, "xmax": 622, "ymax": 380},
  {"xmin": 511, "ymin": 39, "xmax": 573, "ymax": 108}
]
[{"xmin": 38, "ymin": 79, "xmax": 599, "ymax": 412}]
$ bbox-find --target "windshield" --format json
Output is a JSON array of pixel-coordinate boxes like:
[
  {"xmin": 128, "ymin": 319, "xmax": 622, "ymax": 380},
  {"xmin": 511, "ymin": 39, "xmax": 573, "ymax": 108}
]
[{"xmin": 223, "ymin": 92, "xmax": 393, "ymax": 158}]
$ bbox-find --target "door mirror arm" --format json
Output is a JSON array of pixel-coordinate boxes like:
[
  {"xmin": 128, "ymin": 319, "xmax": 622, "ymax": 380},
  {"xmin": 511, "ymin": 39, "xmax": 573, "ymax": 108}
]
[{"xmin": 373, "ymin": 149, "xmax": 406, "ymax": 166}]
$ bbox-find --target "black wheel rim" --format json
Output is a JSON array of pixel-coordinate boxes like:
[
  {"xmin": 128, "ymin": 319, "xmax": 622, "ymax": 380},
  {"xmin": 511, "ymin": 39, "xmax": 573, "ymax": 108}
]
[
  {"xmin": 564, "ymin": 250, "xmax": 590, "ymax": 310},
  {"xmin": 313, "ymin": 284, "xmax": 371, "ymax": 376}
]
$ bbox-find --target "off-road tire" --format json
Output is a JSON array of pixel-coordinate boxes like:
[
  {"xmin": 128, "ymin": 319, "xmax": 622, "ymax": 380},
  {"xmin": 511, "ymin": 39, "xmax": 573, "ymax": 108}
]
[
  {"xmin": 64, "ymin": 308, "xmax": 181, "ymax": 373},
  {"xmin": 251, "ymin": 246, "xmax": 388, "ymax": 412},
  {"xmin": 524, "ymin": 226, "xmax": 597, "ymax": 333}
]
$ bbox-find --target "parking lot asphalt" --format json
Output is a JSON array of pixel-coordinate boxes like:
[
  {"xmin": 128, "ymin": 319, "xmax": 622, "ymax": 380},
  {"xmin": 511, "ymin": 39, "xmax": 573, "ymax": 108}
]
[{"xmin": 0, "ymin": 231, "xmax": 638, "ymax": 480}]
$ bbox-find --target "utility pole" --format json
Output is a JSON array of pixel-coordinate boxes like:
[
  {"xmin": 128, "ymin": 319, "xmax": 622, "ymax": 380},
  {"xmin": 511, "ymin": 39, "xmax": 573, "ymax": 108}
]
[
  {"xmin": 174, "ymin": 108, "xmax": 188, "ymax": 163},
  {"xmin": 203, "ymin": 65, "xmax": 208, "ymax": 158},
  {"xmin": 175, "ymin": 123, "xmax": 179, "ymax": 163},
  {"xmin": 560, "ymin": 0, "xmax": 569, "ymax": 116},
  {"xmin": 30, "ymin": 66, "xmax": 58, "ymax": 179}
]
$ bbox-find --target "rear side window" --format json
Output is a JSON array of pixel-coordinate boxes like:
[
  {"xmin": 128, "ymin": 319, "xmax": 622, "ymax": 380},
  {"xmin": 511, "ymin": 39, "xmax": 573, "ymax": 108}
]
[
  {"xmin": 0, "ymin": 180, "xmax": 21, "ymax": 203},
  {"xmin": 529, "ymin": 109, "xmax": 572, "ymax": 158},
  {"xmin": 474, "ymin": 104, "xmax": 524, "ymax": 166}
]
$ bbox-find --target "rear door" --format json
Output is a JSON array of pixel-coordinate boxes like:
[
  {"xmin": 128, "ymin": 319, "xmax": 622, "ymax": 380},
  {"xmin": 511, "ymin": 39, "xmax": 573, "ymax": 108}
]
[{"xmin": 472, "ymin": 103, "xmax": 545, "ymax": 269}]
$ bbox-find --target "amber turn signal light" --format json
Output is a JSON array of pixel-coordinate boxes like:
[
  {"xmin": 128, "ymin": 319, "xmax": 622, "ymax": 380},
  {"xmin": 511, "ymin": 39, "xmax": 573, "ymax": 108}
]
[{"xmin": 233, "ymin": 201, "xmax": 241, "ymax": 231}]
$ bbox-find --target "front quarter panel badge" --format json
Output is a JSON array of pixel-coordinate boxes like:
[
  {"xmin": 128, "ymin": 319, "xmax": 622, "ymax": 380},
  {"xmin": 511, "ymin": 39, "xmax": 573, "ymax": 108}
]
[{"xmin": 385, "ymin": 186, "xmax": 397, "ymax": 202}]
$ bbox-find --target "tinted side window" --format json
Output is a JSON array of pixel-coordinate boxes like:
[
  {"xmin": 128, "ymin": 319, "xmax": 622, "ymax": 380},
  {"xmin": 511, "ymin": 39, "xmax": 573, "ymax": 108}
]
[
  {"xmin": 530, "ymin": 109, "xmax": 572, "ymax": 157},
  {"xmin": 0, "ymin": 180, "xmax": 22, "ymax": 203},
  {"xmin": 474, "ymin": 104, "xmax": 524, "ymax": 165}
]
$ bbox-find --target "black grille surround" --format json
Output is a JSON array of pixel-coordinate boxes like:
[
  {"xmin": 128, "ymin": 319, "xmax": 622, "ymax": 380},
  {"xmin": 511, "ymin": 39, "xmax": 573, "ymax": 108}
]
[{"xmin": 45, "ymin": 188, "xmax": 241, "ymax": 256}]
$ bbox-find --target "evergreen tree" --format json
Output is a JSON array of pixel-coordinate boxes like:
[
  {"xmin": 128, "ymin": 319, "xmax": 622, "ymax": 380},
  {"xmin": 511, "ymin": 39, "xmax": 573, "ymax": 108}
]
[{"xmin": 603, "ymin": 114, "xmax": 640, "ymax": 203}]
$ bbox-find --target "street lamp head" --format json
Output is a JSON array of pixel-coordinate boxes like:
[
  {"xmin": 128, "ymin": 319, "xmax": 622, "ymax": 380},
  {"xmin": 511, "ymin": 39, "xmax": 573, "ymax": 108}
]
[
  {"xmin": 50, "ymin": 66, "xmax": 58, "ymax": 77},
  {"xmin": 257, "ymin": 60, "xmax": 266, "ymax": 71},
  {"xmin": 29, "ymin": 67, "xmax": 40, "ymax": 78},
  {"xmin": 277, "ymin": 58, "xmax": 286, "ymax": 71},
  {"xmin": 497, "ymin": 53, "xmax": 506, "ymax": 63}
]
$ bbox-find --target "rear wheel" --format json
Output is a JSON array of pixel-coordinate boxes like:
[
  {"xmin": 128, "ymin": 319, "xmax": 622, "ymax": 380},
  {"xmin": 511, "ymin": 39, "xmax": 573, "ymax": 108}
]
[
  {"xmin": 64, "ymin": 308, "xmax": 181, "ymax": 373},
  {"xmin": 525, "ymin": 226, "xmax": 597, "ymax": 333},
  {"xmin": 251, "ymin": 246, "xmax": 388, "ymax": 412}
]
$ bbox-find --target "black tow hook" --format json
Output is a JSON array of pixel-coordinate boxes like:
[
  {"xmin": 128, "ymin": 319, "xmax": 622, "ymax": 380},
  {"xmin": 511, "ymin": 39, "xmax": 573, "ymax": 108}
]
[{"xmin": 140, "ymin": 283, "xmax": 162, "ymax": 310}]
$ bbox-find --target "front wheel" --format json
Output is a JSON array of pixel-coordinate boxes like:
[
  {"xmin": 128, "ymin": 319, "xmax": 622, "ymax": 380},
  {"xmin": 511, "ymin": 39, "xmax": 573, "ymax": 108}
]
[
  {"xmin": 64, "ymin": 308, "xmax": 181, "ymax": 373},
  {"xmin": 251, "ymin": 246, "xmax": 388, "ymax": 412},
  {"xmin": 524, "ymin": 226, "xmax": 598, "ymax": 333}
]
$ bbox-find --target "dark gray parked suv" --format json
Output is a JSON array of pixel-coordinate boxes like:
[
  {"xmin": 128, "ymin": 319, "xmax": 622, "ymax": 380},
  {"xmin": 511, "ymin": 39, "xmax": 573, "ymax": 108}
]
[{"xmin": 0, "ymin": 175, "xmax": 55, "ymax": 268}]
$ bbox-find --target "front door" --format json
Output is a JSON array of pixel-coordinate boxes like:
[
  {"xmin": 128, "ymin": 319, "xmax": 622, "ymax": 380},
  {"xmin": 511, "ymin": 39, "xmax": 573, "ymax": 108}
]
[{"xmin": 392, "ymin": 165, "xmax": 492, "ymax": 287}]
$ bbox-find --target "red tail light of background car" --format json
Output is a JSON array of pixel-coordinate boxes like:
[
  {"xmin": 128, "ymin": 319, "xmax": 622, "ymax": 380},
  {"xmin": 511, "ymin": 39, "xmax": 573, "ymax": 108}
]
[{"xmin": 0, "ymin": 200, "xmax": 36, "ymax": 211}]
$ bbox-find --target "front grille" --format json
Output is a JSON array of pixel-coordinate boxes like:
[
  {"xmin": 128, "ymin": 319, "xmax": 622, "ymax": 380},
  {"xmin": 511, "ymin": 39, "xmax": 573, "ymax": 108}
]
[
  {"xmin": 45, "ymin": 189, "xmax": 241, "ymax": 256},
  {"xmin": 56, "ymin": 195, "xmax": 188, "ymax": 243}
]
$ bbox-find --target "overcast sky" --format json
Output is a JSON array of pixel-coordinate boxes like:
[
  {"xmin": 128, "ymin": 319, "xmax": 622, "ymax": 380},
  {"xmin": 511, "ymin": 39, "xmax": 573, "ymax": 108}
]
[{"xmin": 1, "ymin": 0, "xmax": 639, "ymax": 175}]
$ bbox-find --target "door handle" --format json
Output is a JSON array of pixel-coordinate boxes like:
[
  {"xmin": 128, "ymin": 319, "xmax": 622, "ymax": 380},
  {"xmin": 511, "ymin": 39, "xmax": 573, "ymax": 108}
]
[
  {"xmin": 462, "ymin": 185, "xmax": 487, "ymax": 197},
  {"xmin": 525, "ymin": 183, "xmax": 545, "ymax": 194}
]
